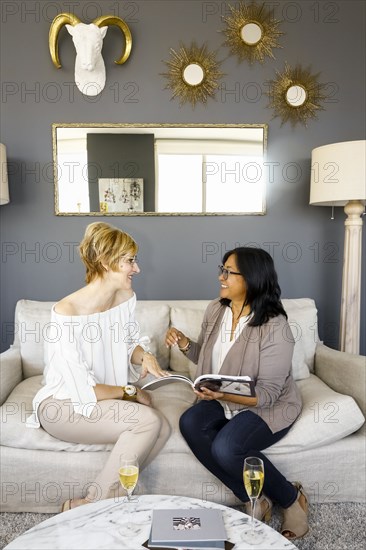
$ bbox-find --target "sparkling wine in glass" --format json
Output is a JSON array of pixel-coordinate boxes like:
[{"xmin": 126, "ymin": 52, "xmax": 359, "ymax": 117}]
[
  {"xmin": 242, "ymin": 456, "xmax": 265, "ymax": 544},
  {"xmin": 119, "ymin": 453, "xmax": 139, "ymax": 502}
]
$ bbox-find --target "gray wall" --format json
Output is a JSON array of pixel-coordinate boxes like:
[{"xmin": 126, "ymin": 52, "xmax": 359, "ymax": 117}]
[{"xmin": 1, "ymin": 0, "xmax": 365, "ymax": 354}]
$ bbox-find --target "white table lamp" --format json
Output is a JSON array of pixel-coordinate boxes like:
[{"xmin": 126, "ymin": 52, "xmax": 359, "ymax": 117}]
[
  {"xmin": 310, "ymin": 140, "xmax": 366, "ymax": 354},
  {"xmin": 0, "ymin": 143, "xmax": 10, "ymax": 205}
]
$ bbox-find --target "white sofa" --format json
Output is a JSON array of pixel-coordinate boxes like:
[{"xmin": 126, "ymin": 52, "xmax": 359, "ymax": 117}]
[{"xmin": 0, "ymin": 298, "xmax": 365, "ymax": 512}]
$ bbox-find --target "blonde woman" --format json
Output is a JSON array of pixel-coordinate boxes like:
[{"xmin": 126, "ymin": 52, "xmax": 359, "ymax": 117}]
[{"xmin": 27, "ymin": 222, "xmax": 170, "ymax": 511}]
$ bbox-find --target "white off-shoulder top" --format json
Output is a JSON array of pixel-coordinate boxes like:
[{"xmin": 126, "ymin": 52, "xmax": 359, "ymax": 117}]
[{"xmin": 26, "ymin": 293, "xmax": 143, "ymax": 428}]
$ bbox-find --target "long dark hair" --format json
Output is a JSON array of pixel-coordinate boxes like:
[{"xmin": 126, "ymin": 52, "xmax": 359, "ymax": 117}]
[{"xmin": 220, "ymin": 247, "xmax": 287, "ymax": 326}]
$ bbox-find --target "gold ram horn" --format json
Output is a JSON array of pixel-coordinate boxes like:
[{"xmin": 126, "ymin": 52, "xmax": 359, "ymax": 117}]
[
  {"xmin": 92, "ymin": 15, "xmax": 132, "ymax": 65},
  {"xmin": 49, "ymin": 13, "xmax": 81, "ymax": 68}
]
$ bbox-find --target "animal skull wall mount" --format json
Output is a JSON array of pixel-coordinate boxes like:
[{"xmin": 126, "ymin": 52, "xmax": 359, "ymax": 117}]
[{"xmin": 49, "ymin": 13, "xmax": 132, "ymax": 96}]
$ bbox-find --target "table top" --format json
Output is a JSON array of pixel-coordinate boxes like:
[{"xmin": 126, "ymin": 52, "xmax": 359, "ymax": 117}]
[{"xmin": 5, "ymin": 495, "xmax": 298, "ymax": 550}]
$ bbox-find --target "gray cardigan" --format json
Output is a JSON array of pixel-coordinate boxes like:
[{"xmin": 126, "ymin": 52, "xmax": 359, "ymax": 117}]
[{"xmin": 185, "ymin": 299, "xmax": 302, "ymax": 434}]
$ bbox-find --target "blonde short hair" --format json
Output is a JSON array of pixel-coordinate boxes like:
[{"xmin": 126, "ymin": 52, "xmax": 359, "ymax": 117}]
[{"xmin": 79, "ymin": 222, "xmax": 138, "ymax": 283}]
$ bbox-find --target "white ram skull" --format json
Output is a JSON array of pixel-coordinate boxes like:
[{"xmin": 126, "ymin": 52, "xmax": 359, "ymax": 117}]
[{"xmin": 49, "ymin": 13, "xmax": 132, "ymax": 96}]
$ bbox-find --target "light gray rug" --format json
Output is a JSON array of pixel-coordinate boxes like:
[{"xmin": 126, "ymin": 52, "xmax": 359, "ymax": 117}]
[{"xmin": 1, "ymin": 503, "xmax": 365, "ymax": 549}]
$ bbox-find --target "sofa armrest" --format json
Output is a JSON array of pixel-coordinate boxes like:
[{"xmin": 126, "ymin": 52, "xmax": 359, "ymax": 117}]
[
  {"xmin": 314, "ymin": 343, "xmax": 366, "ymax": 416},
  {"xmin": 0, "ymin": 346, "xmax": 22, "ymax": 405}
]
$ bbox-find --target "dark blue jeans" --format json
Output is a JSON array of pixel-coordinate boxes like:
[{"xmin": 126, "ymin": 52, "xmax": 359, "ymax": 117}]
[{"xmin": 179, "ymin": 400, "xmax": 297, "ymax": 508}]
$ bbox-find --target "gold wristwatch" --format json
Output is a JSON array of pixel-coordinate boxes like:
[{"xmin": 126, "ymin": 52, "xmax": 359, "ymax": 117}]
[{"xmin": 122, "ymin": 384, "xmax": 137, "ymax": 401}]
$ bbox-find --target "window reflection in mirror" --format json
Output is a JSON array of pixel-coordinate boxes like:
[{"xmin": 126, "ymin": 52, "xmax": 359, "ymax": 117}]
[{"xmin": 53, "ymin": 124, "xmax": 267, "ymax": 216}]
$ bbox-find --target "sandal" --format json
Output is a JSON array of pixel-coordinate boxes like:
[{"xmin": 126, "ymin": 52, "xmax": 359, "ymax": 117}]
[
  {"xmin": 281, "ymin": 482, "xmax": 309, "ymax": 540},
  {"xmin": 61, "ymin": 499, "xmax": 72, "ymax": 513},
  {"xmin": 244, "ymin": 494, "xmax": 273, "ymax": 522}
]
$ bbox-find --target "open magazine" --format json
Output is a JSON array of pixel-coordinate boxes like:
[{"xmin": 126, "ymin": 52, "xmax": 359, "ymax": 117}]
[{"xmin": 141, "ymin": 373, "xmax": 255, "ymax": 397}]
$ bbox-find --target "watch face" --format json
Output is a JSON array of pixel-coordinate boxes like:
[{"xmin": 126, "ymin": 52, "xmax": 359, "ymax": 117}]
[{"xmin": 125, "ymin": 384, "xmax": 137, "ymax": 396}]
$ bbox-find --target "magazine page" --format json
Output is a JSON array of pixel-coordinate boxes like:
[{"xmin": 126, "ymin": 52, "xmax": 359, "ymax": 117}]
[
  {"xmin": 142, "ymin": 374, "xmax": 255, "ymax": 397},
  {"xmin": 141, "ymin": 374, "xmax": 193, "ymax": 391},
  {"xmin": 193, "ymin": 375, "xmax": 255, "ymax": 397}
]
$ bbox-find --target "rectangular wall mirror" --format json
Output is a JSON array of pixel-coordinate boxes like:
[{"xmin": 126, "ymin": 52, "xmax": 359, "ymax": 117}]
[{"xmin": 53, "ymin": 123, "xmax": 267, "ymax": 216}]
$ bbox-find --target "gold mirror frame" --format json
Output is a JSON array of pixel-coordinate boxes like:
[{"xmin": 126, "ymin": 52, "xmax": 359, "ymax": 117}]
[
  {"xmin": 161, "ymin": 42, "xmax": 224, "ymax": 107},
  {"xmin": 266, "ymin": 63, "xmax": 328, "ymax": 127},
  {"xmin": 52, "ymin": 123, "xmax": 267, "ymax": 216},
  {"xmin": 222, "ymin": 2, "xmax": 283, "ymax": 64}
]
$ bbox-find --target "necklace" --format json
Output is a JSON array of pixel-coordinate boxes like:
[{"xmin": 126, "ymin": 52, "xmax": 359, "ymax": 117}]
[
  {"xmin": 231, "ymin": 304, "xmax": 250, "ymax": 324},
  {"xmin": 217, "ymin": 309, "xmax": 250, "ymax": 369},
  {"xmin": 231, "ymin": 316, "xmax": 240, "ymax": 336}
]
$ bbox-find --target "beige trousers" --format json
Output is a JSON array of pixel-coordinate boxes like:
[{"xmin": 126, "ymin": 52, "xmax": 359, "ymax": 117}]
[{"xmin": 38, "ymin": 397, "xmax": 170, "ymax": 502}]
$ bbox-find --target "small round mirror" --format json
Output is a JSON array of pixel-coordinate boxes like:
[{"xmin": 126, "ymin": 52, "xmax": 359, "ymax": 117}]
[
  {"xmin": 183, "ymin": 63, "xmax": 205, "ymax": 86},
  {"xmin": 286, "ymin": 85, "xmax": 307, "ymax": 107},
  {"xmin": 240, "ymin": 22, "xmax": 263, "ymax": 45}
]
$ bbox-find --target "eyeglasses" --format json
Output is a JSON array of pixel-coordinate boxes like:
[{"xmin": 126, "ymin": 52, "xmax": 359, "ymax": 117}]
[
  {"xmin": 123, "ymin": 256, "xmax": 138, "ymax": 265},
  {"xmin": 218, "ymin": 265, "xmax": 242, "ymax": 280}
]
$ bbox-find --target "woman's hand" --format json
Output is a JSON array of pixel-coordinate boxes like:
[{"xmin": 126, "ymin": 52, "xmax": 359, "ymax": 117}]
[
  {"xmin": 165, "ymin": 327, "xmax": 189, "ymax": 349},
  {"xmin": 140, "ymin": 352, "xmax": 171, "ymax": 379},
  {"xmin": 194, "ymin": 386, "xmax": 224, "ymax": 401},
  {"xmin": 136, "ymin": 387, "xmax": 152, "ymax": 406}
]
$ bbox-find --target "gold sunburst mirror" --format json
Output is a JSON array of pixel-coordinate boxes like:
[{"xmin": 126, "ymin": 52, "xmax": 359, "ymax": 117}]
[
  {"xmin": 266, "ymin": 63, "xmax": 328, "ymax": 127},
  {"xmin": 162, "ymin": 42, "xmax": 224, "ymax": 107},
  {"xmin": 222, "ymin": 2, "xmax": 283, "ymax": 64}
]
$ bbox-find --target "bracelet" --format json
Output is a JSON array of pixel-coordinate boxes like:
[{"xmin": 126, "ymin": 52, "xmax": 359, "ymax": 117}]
[{"xmin": 178, "ymin": 338, "xmax": 191, "ymax": 354}]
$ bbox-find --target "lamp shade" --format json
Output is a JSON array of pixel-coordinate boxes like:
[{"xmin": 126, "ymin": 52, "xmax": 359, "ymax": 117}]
[
  {"xmin": 0, "ymin": 143, "xmax": 10, "ymax": 205},
  {"xmin": 310, "ymin": 140, "xmax": 366, "ymax": 206}
]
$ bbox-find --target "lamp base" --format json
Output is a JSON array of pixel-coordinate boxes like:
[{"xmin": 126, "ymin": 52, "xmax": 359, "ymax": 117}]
[{"xmin": 339, "ymin": 200, "xmax": 364, "ymax": 354}]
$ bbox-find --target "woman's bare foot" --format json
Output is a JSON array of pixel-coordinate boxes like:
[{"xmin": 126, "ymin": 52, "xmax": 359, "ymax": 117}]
[
  {"xmin": 70, "ymin": 497, "xmax": 88, "ymax": 509},
  {"xmin": 61, "ymin": 497, "xmax": 88, "ymax": 512}
]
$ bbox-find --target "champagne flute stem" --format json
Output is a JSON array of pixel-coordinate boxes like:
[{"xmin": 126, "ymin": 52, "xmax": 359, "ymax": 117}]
[{"xmin": 250, "ymin": 497, "xmax": 255, "ymax": 535}]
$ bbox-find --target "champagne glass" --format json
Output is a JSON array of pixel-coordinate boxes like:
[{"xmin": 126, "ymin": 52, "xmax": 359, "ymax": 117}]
[
  {"xmin": 119, "ymin": 452, "xmax": 139, "ymax": 502},
  {"xmin": 242, "ymin": 456, "xmax": 265, "ymax": 544}
]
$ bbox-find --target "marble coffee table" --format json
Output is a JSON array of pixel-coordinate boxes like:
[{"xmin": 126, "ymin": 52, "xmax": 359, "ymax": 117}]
[{"xmin": 5, "ymin": 494, "xmax": 298, "ymax": 550}]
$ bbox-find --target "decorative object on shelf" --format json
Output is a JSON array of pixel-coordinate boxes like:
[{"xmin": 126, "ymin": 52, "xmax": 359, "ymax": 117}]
[
  {"xmin": 98, "ymin": 178, "xmax": 144, "ymax": 213},
  {"xmin": 266, "ymin": 62, "xmax": 328, "ymax": 127},
  {"xmin": 222, "ymin": 2, "xmax": 283, "ymax": 64},
  {"xmin": 49, "ymin": 13, "xmax": 132, "ymax": 96},
  {"xmin": 0, "ymin": 143, "xmax": 9, "ymax": 205},
  {"xmin": 161, "ymin": 42, "xmax": 224, "ymax": 107},
  {"xmin": 310, "ymin": 140, "xmax": 366, "ymax": 354}
]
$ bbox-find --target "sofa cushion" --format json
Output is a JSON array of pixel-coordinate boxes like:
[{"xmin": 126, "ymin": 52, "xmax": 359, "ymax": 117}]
[
  {"xmin": 14, "ymin": 299, "xmax": 170, "ymax": 378},
  {"xmin": 0, "ymin": 376, "xmax": 114, "ymax": 452},
  {"xmin": 134, "ymin": 301, "xmax": 170, "ymax": 369},
  {"xmin": 170, "ymin": 299, "xmax": 318, "ymax": 381},
  {"xmin": 15, "ymin": 301, "xmax": 56, "ymax": 378},
  {"xmin": 266, "ymin": 374, "xmax": 365, "ymax": 454},
  {"xmin": 4, "ymin": 373, "xmax": 363, "ymax": 456},
  {"xmin": 282, "ymin": 298, "xmax": 319, "ymax": 376},
  {"xmin": 170, "ymin": 303, "xmax": 209, "ymax": 375},
  {"xmin": 0, "ymin": 375, "xmax": 196, "ymax": 454}
]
